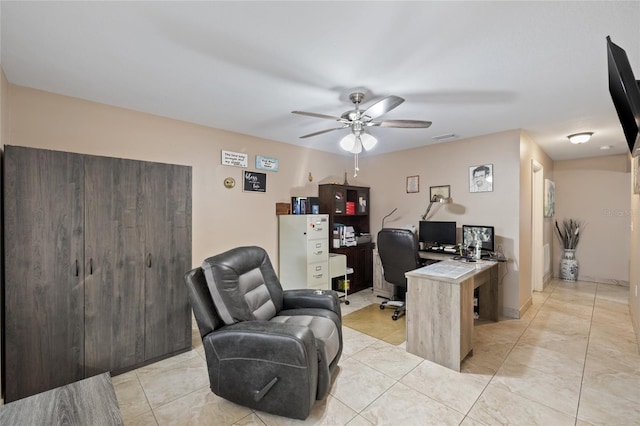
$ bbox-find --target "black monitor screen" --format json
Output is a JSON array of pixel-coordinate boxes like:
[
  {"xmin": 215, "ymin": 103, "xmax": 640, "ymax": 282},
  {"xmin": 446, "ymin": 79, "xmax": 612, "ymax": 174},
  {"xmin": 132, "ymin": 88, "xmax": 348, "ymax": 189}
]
[
  {"xmin": 419, "ymin": 221, "xmax": 456, "ymax": 246},
  {"xmin": 462, "ymin": 225, "xmax": 495, "ymax": 252}
]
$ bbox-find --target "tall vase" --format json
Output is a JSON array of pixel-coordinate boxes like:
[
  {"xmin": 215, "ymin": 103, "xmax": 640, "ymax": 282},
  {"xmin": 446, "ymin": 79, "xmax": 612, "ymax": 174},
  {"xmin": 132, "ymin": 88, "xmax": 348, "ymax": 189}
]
[{"xmin": 560, "ymin": 249, "xmax": 579, "ymax": 281}]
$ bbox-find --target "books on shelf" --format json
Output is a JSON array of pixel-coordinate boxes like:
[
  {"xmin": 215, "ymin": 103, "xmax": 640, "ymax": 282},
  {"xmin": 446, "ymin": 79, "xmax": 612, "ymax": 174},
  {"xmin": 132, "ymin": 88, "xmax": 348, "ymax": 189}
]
[
  {"xmin": 333, "ymin": 223, "xmax": 357, "ymax": 247},
  {"xmin": 346, "ymin": 201, "xmax": 355, "ymax": 215},
  {"xmin": 291, "ymin": 196, "xmax": 320, "ymax": 215}
]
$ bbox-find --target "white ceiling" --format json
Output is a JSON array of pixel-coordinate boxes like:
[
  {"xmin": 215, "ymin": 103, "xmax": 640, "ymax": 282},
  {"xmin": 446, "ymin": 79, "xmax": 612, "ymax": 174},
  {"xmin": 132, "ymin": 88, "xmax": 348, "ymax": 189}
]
[{"xmin": 1, "ymin": 1, "xmax": 639, "ymax": 161}]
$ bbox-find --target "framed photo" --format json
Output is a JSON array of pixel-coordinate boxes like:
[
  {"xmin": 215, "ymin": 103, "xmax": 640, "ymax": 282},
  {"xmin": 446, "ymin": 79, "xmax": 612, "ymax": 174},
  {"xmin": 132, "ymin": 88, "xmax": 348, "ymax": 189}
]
[
  {"xmin": 406, "ymin": 175, "xmax": 419, "ymax": 193},
  {"xmin": 469, "ymin": 164, "xmax": 493, "ymax": 193},
  {"xmin": 544, "ymin": 179, "xmax": 555, "ymax": 217},
  {"xmin": 430, "ymin": 185, "xmax": 450, "ymax": 200}
]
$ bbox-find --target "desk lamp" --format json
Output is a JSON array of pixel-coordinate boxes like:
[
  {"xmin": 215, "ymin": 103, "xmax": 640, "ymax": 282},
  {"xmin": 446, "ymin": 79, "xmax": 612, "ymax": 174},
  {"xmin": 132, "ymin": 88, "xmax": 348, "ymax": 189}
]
[{"xmin": 421, "ymin": 194, "xmax": 452, "ymax": 220}]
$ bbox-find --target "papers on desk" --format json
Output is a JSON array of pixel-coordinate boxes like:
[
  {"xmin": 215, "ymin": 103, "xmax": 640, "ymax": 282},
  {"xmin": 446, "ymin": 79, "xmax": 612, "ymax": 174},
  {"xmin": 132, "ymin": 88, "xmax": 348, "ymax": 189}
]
[{"xmin": 415, "ymin": 261, "xmax": 477, "ymax": 279}]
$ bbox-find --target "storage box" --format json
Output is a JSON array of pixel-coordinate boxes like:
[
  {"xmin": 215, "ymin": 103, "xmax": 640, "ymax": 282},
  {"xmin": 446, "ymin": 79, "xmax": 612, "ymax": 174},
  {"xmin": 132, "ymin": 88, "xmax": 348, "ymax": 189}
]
[
  {"xmin": 345, "ymin": 201, "xmax": 355, "ymax": 215},
  {"xmin": 276, "ymin": 203, "xmax": 291, "ymax": 215}
]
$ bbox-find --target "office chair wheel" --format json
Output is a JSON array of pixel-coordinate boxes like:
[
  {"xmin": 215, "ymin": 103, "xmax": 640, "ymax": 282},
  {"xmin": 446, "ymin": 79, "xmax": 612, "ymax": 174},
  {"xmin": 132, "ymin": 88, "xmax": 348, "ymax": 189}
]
[
  {"xmin": 392, "ymin": 313, "xmax": 399, "ymax": 321},
  {"xmin": 380, "ymin": 305, "xmax": 385, "ymax": 310},
  {"xmin": 345, "ymin": 300, "xmax": 350, "ymax": 305}
]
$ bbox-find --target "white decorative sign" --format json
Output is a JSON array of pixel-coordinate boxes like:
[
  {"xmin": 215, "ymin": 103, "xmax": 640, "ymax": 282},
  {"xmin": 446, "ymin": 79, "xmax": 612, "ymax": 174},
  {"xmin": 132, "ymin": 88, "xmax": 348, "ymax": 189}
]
[
  {"xmin": 221, "ymin": 150, "xmax": 248, "ymax": 168},
  {"xmin": 256, "ymin": 155, "xmax": 279, "ymax": 172}
]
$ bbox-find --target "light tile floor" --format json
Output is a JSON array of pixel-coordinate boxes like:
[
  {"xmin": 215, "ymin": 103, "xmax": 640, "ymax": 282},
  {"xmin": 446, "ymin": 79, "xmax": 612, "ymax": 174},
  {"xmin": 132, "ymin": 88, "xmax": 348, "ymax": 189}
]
[{"xmin": 113, "ymin": 279, "xmax": 640, "ymax": 425}]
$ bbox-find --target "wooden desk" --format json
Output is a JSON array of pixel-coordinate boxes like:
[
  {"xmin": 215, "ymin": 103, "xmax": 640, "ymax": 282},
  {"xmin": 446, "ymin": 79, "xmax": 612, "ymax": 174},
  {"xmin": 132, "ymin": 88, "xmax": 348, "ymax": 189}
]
[
  {"xmin": 405, "ymin": 259, "xmax": 498, "ymax": 371},
  {"xmin": 0, "ymin": 373, "xmax": 123, "ymax": 425}
]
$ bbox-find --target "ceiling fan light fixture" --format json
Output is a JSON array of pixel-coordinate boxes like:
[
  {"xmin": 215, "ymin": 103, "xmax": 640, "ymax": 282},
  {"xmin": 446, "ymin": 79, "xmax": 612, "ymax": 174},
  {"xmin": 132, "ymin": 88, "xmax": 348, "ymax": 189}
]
[
  {"xmin": 360, "ymin": 133, "xmax": 377, "ymax": 151},
  {"xmin": 568, "ymin": 132, "xmax": 593, "ymax": 144},
  {"xmin": 339, "ymin": 134, "xmax": 356, "ymax": 152}
]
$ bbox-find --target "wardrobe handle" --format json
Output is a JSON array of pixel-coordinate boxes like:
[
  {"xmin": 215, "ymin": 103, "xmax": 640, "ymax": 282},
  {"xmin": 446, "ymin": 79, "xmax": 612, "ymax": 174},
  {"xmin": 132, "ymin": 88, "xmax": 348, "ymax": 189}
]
[
  {"xmin": 75, "ymin": 259, "xmax": 79, "ymax": 277},
  {"xmin": 89, "ymin": 258, "xmax": 93, "ymax": 275},
  {"xmin": 147, "ymin": 253, "xmax": 152, "ymax": 268}
]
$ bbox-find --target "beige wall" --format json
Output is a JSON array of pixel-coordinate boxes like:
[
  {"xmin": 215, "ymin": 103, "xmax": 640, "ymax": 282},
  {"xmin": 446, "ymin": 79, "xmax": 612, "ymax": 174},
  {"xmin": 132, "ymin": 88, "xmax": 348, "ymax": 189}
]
[
  {"xmin": 6, "ymin": 84, "xmax": 354, "ymax": 269},
  {"xmin": 554, "ymin": 155, "xmax": 630, "ymax": 284},
  {"xmin": 359, "ymin": 130, "xmax": 523, "ymax": 317},
  {"xmin": 519, "ymin": 131, "xmax": 554, "ymax": 311}
]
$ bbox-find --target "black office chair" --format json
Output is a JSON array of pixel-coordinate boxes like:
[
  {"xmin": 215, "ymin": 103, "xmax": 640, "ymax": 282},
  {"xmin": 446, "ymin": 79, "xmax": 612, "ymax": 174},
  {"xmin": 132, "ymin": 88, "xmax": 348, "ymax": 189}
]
[{"xmin": 377, "ymin": 228, "xmax": 424, "ymax": 320}]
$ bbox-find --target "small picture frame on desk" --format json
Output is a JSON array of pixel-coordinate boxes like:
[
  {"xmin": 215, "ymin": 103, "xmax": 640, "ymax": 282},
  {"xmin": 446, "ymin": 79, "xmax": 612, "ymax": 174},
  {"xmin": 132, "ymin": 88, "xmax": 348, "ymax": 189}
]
[
  {"xmin": 430, "ymin": 185, "xmax": 450, "ymax": 200},
  {"xmin": 406, "ymin": 175, "xmax": 419, "ymax": 193}
]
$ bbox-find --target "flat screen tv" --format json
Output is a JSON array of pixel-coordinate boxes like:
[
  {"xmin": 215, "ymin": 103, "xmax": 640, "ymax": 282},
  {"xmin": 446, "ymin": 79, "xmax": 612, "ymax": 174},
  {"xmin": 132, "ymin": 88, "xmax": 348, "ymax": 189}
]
[
  {"xmin": 419, "ymin": 221, "xmax": 456, "ymax": 246},
  {"xmin": 607, "ymin": 36, "xmax": 640, "ymax": 157},
  {"xmin": 462, "ymin": 225, "xmax": 495, "ymax": 253}
]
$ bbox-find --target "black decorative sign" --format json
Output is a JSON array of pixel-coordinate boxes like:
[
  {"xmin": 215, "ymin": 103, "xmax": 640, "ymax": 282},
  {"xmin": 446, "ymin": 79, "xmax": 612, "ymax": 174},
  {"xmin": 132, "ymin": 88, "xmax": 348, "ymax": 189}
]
[{"xmin": 243, "ymin": 171, "xmax": 267, "ymax": 193}]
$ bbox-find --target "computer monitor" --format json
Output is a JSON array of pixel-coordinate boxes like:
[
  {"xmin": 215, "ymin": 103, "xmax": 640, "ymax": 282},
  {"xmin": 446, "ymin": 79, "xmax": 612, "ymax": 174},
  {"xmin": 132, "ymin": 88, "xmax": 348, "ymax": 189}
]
[
  {"xmin": 462, "ymin": 225, "xmax": 495, "ymax": 252},
  {"xmin": 419, "ymin": 221, "xmax": 457, "ymax": 246}
]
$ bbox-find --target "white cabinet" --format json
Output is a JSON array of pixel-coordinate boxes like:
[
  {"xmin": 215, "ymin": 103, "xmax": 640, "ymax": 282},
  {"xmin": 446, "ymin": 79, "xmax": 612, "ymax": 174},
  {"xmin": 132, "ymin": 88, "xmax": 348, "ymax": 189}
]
[{"xmin": 279, "ymin": 214, "xmax": 330, "ymax": 290}]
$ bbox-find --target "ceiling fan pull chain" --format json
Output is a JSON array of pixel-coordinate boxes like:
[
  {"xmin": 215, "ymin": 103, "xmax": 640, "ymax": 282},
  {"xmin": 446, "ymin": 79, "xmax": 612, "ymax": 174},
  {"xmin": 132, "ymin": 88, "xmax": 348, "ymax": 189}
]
[{"xmin": 354, "ymin": 153, "xmax": 359, "ymax": 177}]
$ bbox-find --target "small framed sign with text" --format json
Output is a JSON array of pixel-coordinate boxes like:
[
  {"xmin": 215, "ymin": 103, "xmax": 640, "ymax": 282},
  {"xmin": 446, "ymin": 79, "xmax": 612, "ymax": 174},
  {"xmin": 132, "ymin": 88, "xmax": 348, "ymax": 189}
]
[
  {"xmin": 256, "ymin": 155, "xmax": 279, "ymax": 172},
  {"xmin": 243, "ymin": 171, "xmax": 267, "ymax": 193}
]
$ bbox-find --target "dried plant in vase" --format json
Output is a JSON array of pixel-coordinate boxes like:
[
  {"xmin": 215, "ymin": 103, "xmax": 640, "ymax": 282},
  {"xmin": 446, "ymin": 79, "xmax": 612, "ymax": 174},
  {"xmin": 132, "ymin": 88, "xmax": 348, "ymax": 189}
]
[
  {"xmin": 554, "ymin": 218, "xmax": 584, "ymax": 249},
  {"xmin": 554, "ymin": 218, "xmax": 585, "ymax": 281}
]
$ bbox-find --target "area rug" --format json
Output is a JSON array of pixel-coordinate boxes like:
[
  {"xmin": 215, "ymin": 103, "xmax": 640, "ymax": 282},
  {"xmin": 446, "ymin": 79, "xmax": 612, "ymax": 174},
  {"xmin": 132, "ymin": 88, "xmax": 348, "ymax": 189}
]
[{"xmin": 342, "ymin": 303, "xmax": 406, "ymax": 345}]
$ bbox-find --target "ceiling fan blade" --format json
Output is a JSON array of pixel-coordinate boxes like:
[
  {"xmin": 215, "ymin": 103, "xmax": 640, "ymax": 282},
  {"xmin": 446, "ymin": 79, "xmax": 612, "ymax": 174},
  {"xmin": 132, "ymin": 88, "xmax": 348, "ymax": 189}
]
[
  {"xmin": 369, "ymin": 119, "xmax": 432, "ymax": 128},
  {"xmin": 362, "ymin": 96, "xmax": 405, "ymax": 119},
  {"xmin": 292, "ymin": 110, "xmax": 349, "ymax": 123},
  {"xmin": 299, "ymin": 125, "xmax": 349, "ymax": 139}
]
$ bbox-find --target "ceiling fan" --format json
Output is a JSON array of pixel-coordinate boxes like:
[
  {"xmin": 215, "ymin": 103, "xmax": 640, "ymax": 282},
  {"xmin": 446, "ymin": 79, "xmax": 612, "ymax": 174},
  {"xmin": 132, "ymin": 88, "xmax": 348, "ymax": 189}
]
[{"xmin": 292, "ymin": 92, "xmax": 432, "ymax": 154}]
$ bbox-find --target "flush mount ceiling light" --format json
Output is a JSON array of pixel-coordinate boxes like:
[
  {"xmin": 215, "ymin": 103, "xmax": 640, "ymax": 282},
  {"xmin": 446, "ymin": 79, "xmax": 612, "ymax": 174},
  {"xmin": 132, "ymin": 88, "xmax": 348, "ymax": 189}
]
[{"xmin": 568, "ymin": 132, "xmax": 594, "ymax": 144}]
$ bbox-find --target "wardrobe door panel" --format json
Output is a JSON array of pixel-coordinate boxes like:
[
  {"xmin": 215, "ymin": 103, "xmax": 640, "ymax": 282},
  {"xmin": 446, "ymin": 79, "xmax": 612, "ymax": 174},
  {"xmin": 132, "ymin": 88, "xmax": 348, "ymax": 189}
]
[
  {"xmin": 143, "ymin": 162, "xmax": 192, "ymax": 360},
  {"xmin": 3, "ymin": 146, "xmax": 84, "ymax": 402},
  {"xmin": 84, "ymin": 156, "xmax": 145, "ymax": 375}
]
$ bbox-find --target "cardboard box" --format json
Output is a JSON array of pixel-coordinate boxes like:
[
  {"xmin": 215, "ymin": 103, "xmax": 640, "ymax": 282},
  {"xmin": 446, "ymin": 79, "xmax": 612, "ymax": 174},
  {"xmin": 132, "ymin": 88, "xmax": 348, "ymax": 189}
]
[{"xmin": 276, "ymin": 202, "xmax": 291, "ymax": 215}]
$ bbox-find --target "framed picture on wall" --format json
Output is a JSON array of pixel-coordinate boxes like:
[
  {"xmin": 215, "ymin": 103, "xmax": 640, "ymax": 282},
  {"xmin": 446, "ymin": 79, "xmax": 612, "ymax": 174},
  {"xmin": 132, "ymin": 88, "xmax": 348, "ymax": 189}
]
[
  {"xmin": 406, "ymin": 175, "xmax": 419, "ymax": 193},
  {"xmin": 544, "ymin": 179, "xmax": 555, "ymax": 217},
  {"xmin": 430, "ymin": 185, "xmax": 450, "ymax": 200},
  {"xmin": 469, "ymin": 164, "xmax": 493, "ymax": 193}
]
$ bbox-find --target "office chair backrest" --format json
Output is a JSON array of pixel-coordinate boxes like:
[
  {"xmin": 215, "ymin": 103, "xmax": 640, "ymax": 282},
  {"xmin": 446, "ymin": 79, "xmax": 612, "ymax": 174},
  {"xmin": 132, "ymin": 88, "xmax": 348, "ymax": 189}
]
[{"xmin": 377, "ymin": 228, "xmax": 422, "ymax": 287}]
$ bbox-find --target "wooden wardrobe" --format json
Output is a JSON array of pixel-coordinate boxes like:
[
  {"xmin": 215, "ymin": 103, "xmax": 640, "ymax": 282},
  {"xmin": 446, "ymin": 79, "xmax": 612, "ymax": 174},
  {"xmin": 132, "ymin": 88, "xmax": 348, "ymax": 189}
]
[{"xmin": 3, "ymin": 145, "xmax": 192, "ymax": 402}]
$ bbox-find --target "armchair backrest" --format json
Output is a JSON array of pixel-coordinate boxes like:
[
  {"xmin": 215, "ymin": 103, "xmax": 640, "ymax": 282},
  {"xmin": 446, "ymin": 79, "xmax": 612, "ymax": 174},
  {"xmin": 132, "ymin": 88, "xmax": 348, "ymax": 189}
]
[
  {"xmin": 377, "ymin": 228, "xmax": 422, "ymax": 287},
  {"xmin": 202, "ymin": 246, "xmax": 284, "ymax": 325}
]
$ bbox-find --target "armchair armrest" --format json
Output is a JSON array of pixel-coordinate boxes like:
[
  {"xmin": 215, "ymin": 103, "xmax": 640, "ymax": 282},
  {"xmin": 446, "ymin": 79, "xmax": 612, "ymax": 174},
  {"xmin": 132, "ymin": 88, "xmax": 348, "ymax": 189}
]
[
  {"xmin": 206, "ymin": 321, "xmax": 317, "ymax": 365},
  {"xmin": 202, "ymin": 320, "xmax": 319, "ymax": 420},
  {"xmin": 283, "ymin": 289, "xmax": 341, "ymax": 315}
]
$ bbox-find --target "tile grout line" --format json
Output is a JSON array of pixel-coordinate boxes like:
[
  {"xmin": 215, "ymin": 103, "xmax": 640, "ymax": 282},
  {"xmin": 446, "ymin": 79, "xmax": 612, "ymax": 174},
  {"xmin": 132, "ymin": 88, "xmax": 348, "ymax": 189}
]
[
  {"xmin": 573, "ymin": 282, "xmax": 598, "ymax": 425},
  {"xmin": 461, "ymin": 280, "xmax": 554, "ymax": 424}
]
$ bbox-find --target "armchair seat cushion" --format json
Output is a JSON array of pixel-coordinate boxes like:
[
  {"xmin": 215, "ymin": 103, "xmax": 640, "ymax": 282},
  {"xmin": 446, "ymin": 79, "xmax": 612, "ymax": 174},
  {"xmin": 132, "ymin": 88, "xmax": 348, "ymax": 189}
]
[{"xmin": 270, "ymin": 315, "xmax": 340, "ymax": 365}]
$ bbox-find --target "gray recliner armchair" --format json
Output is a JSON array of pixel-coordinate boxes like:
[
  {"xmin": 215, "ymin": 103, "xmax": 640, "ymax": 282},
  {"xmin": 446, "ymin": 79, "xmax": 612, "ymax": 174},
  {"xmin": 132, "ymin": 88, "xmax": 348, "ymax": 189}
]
[{"xmin": 184, "ymin": 246, "xmax": 342, "ymax": 420}]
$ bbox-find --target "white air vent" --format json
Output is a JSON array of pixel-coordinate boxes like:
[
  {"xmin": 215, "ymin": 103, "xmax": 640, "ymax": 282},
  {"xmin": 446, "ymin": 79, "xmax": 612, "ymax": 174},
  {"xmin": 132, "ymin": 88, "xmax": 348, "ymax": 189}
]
[{"xmin": 432, "ymin": 134, "xmax": 458, "ymax": 142}]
